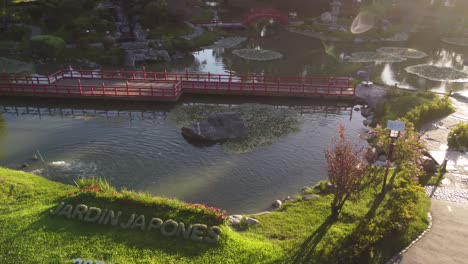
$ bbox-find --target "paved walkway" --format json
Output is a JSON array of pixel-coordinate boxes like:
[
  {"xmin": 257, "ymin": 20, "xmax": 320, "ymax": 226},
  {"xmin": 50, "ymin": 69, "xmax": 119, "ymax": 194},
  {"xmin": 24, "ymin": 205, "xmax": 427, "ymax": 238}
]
[
  {"xmin": 399, "ymin": 200, "xmax": 468, "ymax": 264},
  {"xmin": 399, "ymin": 93, "xmax": 468, "ymax": 263}
]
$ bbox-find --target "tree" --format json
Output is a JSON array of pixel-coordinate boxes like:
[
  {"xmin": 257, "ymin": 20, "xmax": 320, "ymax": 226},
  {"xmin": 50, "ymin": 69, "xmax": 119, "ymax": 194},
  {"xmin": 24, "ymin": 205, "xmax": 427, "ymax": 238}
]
[
  {"xmin": 371, "ymin": 122, "xmax": 425, "ymax": 182},
  {"xmin": 325, "ymin": 124, "xmax": 368, "ymax": 220}
]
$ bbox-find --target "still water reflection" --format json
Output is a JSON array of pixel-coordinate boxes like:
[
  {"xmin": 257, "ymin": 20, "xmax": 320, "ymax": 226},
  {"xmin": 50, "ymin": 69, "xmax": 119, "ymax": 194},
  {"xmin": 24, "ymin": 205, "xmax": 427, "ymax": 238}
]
[{"xmin": 1, "ymin": 97, "xmax": 365, "ymax": 213}]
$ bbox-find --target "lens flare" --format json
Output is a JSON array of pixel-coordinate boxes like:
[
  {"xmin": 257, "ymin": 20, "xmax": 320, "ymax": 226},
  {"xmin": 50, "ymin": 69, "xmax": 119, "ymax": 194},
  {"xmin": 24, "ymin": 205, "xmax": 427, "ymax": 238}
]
[{"xmin": 350, "ymin": 10, "xmax": 375, "ymax": 34}]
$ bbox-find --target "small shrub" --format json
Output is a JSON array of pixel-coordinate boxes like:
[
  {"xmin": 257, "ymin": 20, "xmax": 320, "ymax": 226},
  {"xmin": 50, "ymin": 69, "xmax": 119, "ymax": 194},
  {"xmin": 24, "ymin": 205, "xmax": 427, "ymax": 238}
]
[
  {"xmin": 447, "ymin": 123, "xmax": 468, "ymax": 149},
  {"xmin": 172, "ymin": 37, "xmax": 194, "ymax": 51},
  {"xmin": 74, "ymin": 177, "xmax": 115, "ymax": 193},
  {"xmin": 30, "ymin": 35, "xmax": 66, "ymax": 57}
]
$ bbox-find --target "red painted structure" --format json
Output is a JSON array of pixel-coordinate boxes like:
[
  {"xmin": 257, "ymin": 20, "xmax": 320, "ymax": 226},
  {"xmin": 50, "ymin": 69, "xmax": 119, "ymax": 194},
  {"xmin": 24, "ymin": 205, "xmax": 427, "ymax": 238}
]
[
  {"xmin": 0, "ymin": 69, "xmax": 355, "ymax": 101},
  {"xmin": 193, "ymin": 8, "xmax": 289, "ymax": 27},
  {"xmin": 243, "ymin": 8, "xmax": 289, "ymax": 26}
]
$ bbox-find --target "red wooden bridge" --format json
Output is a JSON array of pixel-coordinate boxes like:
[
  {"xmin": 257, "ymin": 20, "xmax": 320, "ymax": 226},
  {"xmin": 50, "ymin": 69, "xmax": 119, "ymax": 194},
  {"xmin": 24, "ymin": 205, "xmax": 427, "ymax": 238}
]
[
  {"xmin": 193, "ymin": 8, "xmax": 289, "ymax": 28},
  {"xmin": 0, "ymin": 69, "xmax": 355, "ymax": 101}
]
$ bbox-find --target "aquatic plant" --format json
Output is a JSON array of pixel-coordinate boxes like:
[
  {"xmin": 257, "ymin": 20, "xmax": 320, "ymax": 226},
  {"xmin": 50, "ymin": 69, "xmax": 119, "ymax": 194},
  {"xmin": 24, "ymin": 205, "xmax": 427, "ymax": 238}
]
[
  {"xmin": 376, "ymin": 47, "xmax": 427, "ymax": 59},
  {"xmin": 346, "ymin": 52, "xmax": 406, "ymax": 63},
  {"xmin": 441, "ymin": 37, "xmax": 468, "ymax": 47},
  {"xmin": 171, "ymin": 104, "xmax": 302, "ymax": 153},
  {"xmin": 205, "ymin": 37, "xmax": 247, "ymax": 49},
  {"xmin": 405, "ymin": 64, "xmax": 468, "ymax": 82},
  {"xmin": 232, "ymin": 49, "xmax": 283, "ymax": 61}
]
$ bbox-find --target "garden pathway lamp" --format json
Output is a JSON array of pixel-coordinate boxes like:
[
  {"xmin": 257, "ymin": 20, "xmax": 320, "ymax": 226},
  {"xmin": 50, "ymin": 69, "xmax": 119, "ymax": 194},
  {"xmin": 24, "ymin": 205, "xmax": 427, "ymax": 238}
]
[{"xmin": 381, "ymin": 120, "xmax": 405, "ymax": 194}]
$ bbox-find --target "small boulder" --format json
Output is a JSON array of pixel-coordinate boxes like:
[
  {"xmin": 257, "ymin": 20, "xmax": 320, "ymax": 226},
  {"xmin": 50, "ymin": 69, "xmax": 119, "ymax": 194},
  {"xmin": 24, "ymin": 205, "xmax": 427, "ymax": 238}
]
[
  {"xmin": 361, "ymin": 107, "xmax": 372, "ymax": 117},
  {"xmin": 357, "ymin": 70, "xmax": 369, "ymax": 79},
  {"xmin": 378, "ymin": 155, "xmax": 387, "ymax": 162},
  {"xmin": 228, "ymin": 215, "xmax": 243, "ymax": 226},
  {"xmin": 302, "ymin": 194, "xmax": 319, "ymax": 201},
  {"xmin": 422, "ymin": 156, "xmax": 437, "ymax": 173},
  {"xmin": 244, "ymin": 217, "xmax": 260, "ymax": 226},
  {"xmin": 365, "ymin": 147, "xmax": 378, "ymax": 163},
  {"xmin": 272, "ymin": 200, "xmax": 282, "ymax": 208}
]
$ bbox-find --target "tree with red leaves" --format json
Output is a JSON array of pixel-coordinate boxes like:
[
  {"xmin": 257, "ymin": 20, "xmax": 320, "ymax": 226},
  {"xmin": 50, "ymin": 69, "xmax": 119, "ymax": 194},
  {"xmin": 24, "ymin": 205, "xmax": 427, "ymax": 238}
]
[{"xmin": 325, "ymin": 124, "xmax": 368, "ymax": 220}]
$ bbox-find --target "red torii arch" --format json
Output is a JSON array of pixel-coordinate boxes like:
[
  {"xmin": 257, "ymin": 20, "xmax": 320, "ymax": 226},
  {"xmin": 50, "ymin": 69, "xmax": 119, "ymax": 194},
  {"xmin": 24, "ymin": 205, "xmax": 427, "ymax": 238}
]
[{"xmin": 243, "ymin": 8, "xmax": 289, "ymax": 26}]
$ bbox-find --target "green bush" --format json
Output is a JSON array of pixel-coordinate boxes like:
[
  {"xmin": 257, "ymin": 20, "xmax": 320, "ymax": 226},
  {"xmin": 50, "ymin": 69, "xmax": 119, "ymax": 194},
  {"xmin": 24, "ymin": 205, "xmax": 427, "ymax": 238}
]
[
  {"xmin": 30, "ymin": 35, "xmax": 66, "ymax": 57},
  {"xmin": 172, "ymin": 37, "xmax": 195, "ymax": 51},
  {"xmin": 74, "ymin": 177, "xmax": 116, "ymax": 193},
  {"xmin": 448, "ymin": 123, "xmax": 468, "ymax": 149},
  {"xmin": 374, "ymin": 93, "xmax": 455, "ymax": 129},
  {"xmin": 403, "ymin": 95, "xmax": 455, "ymax": 129}
]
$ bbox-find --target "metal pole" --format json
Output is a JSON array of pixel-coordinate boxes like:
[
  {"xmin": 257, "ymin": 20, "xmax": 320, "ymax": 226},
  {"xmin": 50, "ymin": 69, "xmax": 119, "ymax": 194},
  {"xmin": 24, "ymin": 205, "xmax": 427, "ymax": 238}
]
[{"xmin": 381, "ymin": 137, "xmax": 396, "ymax": 194}]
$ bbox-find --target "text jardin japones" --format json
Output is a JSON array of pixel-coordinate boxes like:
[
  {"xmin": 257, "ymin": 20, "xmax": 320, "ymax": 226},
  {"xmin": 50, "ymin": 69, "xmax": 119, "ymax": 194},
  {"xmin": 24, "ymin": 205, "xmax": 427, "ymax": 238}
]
[{"xmin": 50, "ymin": 202, "xmax": 222, "ymax": 243}]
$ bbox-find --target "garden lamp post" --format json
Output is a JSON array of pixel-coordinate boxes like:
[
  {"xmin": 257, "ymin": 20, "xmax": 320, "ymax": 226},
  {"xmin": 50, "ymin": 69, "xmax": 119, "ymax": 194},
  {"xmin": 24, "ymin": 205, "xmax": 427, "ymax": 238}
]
[{"xmin": 381, "ymin": 120, "xmax": 405, "ymax": 194}]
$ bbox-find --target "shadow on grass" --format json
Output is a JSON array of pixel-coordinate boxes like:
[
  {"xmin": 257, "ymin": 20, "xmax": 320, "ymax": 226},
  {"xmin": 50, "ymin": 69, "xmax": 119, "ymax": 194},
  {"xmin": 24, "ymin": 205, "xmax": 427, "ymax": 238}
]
[{"xmin": 292, "ymin": 217, "xmax": 334, "ymax": 264}]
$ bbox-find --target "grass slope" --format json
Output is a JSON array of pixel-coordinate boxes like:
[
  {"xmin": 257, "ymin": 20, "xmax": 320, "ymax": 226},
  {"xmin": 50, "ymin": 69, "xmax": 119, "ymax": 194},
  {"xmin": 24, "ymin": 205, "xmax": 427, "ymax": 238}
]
[
  {"xmin": 0, "ymin": 168, "xmax": 279, "ymax": 264},
  {"xmin": 0, "ymin": 167, "xmax": 430, "ymax": 263}
]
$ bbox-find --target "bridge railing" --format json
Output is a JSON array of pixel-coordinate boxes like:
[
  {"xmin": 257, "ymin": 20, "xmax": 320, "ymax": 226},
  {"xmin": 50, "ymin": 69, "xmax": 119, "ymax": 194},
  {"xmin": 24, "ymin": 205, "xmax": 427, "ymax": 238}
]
[
  {"xmin": 1, "ymin": 69, "xmax": 354, "ymax": 98},
  {"xmin": 0, "ymin": 78, "xmax": 182, "ymax": 98},
  {"xmin": 13, "ymin": 69, "xmax": 351, "ymax": 87},
  {"xmin": 181, "ymin": 79, "xmax": 354, "ymax": 96}
]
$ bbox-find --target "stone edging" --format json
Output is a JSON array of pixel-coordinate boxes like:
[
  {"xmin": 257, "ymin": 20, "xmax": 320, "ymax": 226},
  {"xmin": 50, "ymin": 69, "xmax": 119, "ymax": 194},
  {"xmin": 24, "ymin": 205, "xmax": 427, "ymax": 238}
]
[{"xmin": 385, "ymin": 212, "xmax": 433, "ymax": 264}]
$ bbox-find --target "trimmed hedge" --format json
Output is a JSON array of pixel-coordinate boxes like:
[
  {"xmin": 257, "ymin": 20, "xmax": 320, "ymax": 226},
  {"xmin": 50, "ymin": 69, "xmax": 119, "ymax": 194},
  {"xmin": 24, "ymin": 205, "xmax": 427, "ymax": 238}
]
[
  {"xmin": 403, "ymin": 95, "xmax": 455, "ymax": 129},
  {"xmin": 448, "ymin": 123, "xmax": 468, "ymax": 149},
  {"xmin": 374, "ymin": 92, "xmax": 455, "ymax": 130},
  {"xmin": 30, "ymin": 35, "xmax": 66, "ymax": 57}
]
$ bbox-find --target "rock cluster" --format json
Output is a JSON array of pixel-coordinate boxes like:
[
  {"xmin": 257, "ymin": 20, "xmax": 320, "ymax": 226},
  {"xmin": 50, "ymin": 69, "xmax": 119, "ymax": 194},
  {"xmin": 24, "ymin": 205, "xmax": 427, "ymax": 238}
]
[
  {"xmin": 121, "ymin": 41, "xmax": 179, "ymax": 66},
  {"xmin": 181, "ymin": 112, "xmax": 248, "ymax": 142}
]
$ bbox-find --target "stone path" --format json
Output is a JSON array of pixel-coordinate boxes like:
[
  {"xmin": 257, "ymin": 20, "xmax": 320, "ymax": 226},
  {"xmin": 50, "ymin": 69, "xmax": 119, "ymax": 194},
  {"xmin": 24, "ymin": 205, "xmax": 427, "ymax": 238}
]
[
  {"xmin": 182, "ymin": 22, "xmax": 205, "ymax": 40},
  {"xmin": 420, "ymin": 93, "xmax": 468, "ymax": 201},
  {"xmin": 398, "ymin": 93, "xmax": 468, "ymax": 263}
]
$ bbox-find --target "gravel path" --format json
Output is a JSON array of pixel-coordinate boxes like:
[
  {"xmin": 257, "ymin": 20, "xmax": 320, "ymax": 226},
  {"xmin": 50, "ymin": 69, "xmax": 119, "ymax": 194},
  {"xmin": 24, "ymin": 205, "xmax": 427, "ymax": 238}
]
[{"xmin": 420, "ymin": 93, "xmax": 468, "ymax": 201}]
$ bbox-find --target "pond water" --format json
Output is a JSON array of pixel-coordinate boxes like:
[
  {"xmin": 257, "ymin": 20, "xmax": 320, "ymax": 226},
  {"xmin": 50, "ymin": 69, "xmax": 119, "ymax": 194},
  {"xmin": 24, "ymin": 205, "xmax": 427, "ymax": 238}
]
[
  {"xmin": 0, "ymin": 97, "xmax": 364, "ymax": 214},
  {"xmin": 148, "ymin": 30, "xmax": 468, "ymax": 95},
  {"xmin": 2, "ymin": 26, "xmax": 467, "ymax": 213}
]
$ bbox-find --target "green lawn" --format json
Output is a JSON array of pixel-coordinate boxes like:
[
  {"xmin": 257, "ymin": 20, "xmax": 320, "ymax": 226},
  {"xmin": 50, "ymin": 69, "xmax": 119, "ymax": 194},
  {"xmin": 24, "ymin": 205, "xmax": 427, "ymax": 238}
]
[{"xmin": 0, "ymin": 167, "xmax": 430, "ymax": 263}]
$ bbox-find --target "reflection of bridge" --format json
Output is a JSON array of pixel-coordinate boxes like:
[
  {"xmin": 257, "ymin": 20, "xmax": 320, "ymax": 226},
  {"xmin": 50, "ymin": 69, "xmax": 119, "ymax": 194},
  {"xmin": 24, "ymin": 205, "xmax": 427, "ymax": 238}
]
[
  {"xmin": 0, "ymin": 104, "xmax": 353, "ymax": 121},
  {"xmin": 0, "ymin": 69, "xmax": 355, "ymax": 102},
  {"xmin": 193, "ymin": 8, "xmax": 289, "ymax": 29}
]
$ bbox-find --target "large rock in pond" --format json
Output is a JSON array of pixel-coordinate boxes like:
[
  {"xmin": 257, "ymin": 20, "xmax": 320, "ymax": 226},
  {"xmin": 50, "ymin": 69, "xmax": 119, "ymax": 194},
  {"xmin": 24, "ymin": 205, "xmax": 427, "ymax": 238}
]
[{"xmin": 181, "ymin": 112, "xmax": 248, "ymax": 141}]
